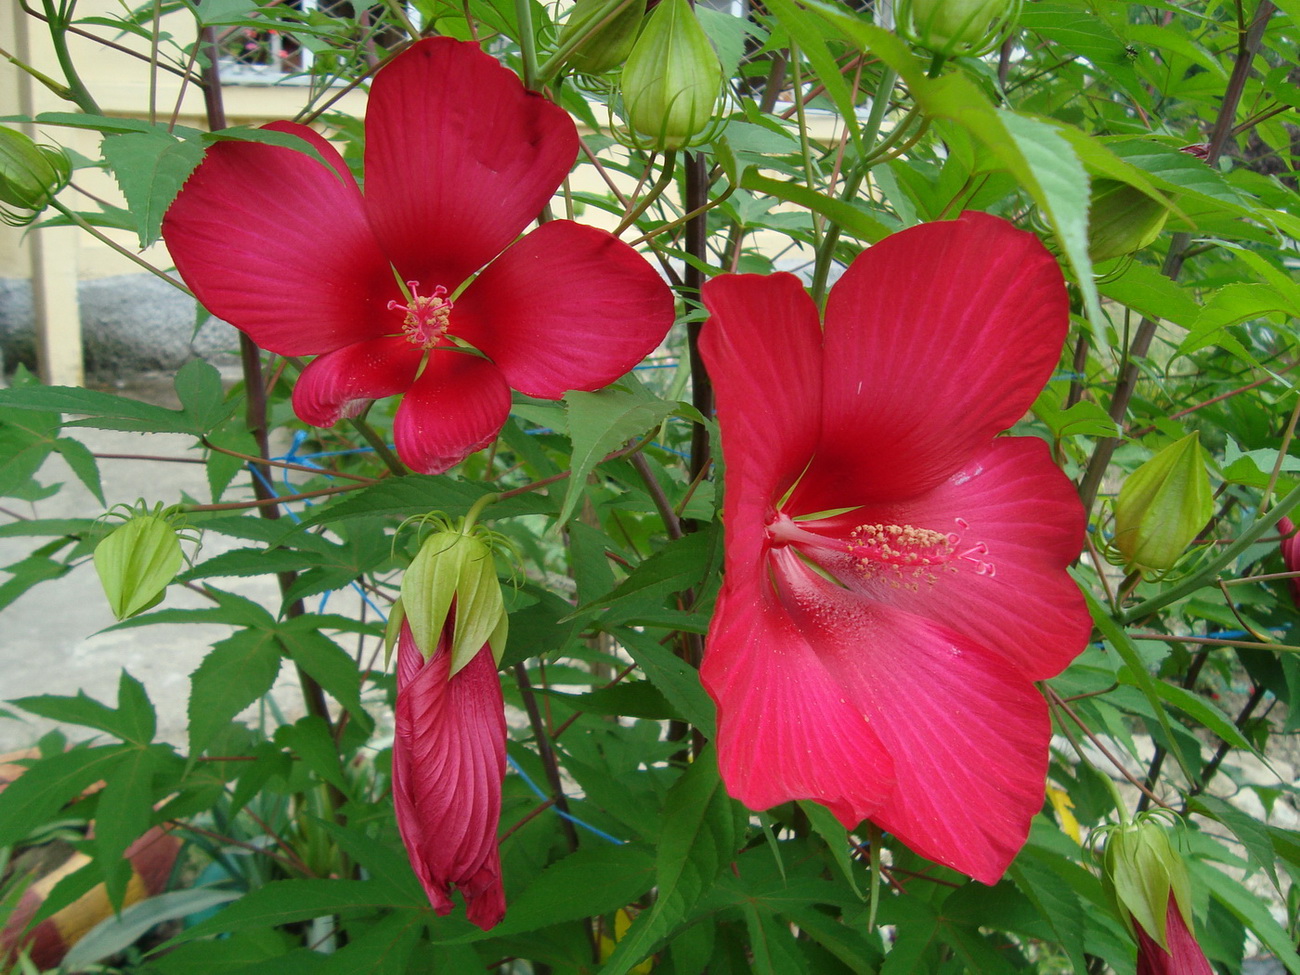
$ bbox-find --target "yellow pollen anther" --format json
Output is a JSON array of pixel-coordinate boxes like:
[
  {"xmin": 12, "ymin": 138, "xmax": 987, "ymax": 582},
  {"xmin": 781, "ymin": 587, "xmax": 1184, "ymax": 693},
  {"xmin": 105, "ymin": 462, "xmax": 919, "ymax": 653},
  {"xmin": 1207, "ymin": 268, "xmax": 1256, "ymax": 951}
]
[{"xmin": 389, "ymin": 281, "xmax": 453, "ymax": 349}]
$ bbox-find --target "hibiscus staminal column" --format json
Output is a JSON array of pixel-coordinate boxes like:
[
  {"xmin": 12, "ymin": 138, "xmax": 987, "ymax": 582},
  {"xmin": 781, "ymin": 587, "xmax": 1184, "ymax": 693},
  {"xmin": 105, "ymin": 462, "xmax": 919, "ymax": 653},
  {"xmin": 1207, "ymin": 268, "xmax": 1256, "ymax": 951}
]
[
  {"xmin": 390, "ymin": 510, "xmax": 510, "ymax": 929},
  {"xmin": 699, "ymin": 211, "xmax": 1093, "ymax": 883}
]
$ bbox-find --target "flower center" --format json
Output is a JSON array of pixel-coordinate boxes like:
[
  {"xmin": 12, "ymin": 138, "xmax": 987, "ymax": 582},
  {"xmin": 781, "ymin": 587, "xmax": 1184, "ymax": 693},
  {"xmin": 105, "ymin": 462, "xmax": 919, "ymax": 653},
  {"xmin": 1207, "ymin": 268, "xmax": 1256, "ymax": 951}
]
[
  {"xmin": 767, "ymin": 512, "xmax": 995, "ymax": 591},
  {"xmin": 389, "ymin": 281, "xmax": 453, "ymax": 349}
]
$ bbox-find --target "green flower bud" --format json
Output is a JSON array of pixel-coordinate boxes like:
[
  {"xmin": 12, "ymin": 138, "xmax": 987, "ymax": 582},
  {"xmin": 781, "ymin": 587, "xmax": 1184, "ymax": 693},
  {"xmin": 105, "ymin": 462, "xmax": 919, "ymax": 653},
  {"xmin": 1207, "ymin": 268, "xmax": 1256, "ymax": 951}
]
[
  {"xmin": 559, "ymin": 0, "xmax": 644, "ymax": 76},
  {"xmin": 1113, "ymin": 432, "xmax": 1213, "ymax": 573},
  {"xmin": 93, "ymin": 512, "xmax": 185, "ymax": 620},
  {"xmin": 1088, "ymin": 179, "xmax": 1170, "ymax": 263},
  {"xmin": 401, "ymin": 527, "xmax": 508, "ymax": 676},
  {"xmin": 0, "ymin": 126, "xmax": 71, "ymax": 226},
  {"xmin": 903, "ymin": 0, "xmax": 1017, "ymax": 56},
  {"xmin": 620, "ymin": 0, "xmax": 722, "ymax": 150},
  {"xmin": 1102, "ymin": 818, "xmax": 1193, "ymax": 952}
]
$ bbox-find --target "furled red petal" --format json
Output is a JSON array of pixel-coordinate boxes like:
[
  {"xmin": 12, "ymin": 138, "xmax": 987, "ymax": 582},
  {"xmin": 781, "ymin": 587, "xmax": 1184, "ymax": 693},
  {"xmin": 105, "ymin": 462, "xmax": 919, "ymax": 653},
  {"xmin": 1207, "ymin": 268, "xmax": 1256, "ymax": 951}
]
[
  {"xmin": 451, "ymin": 221, "xmax": 675, "ymax": 398},
  {"xmin": 393, "ymin": 622, "xmax": 507, "ymax": 930},
  {"xmin": 162, "ymin": 121, "xmax": 397, "ymax": 356},
  {"xmin": 770, "ymin": 548, "xmax": 1051, "ymax": 883},
  {"xmin": 793, "ymin": 211, "xmax": 1070, "ymax": 510},
  {"xmin": 392, "ymin": 350, "xmax": 512, "ymax": 475},
  {"xmin": 806, "ymin": 437, "xmax": 1090, "ymax": 681},
  {"xmin": 702, "ymin": 568, "xmax": 895, "ymax": 826},
  {"xmin": 1135, "ymin": 896, "xmax": 1214, "ymax": 975},
  {"xmin": 1279, "ymin": 517, "xmax": 1300, "ymax": 609},
  {"xmin": 363, "ymin": 38, "xmax": 579, "ymax": 286},
  {"xmin": 699, "ymin": 272, "xmax": 824, "ymax": 518},
  {"xmin": 291, "ymin": 337, "xmax": 422, "ymax": 427}
]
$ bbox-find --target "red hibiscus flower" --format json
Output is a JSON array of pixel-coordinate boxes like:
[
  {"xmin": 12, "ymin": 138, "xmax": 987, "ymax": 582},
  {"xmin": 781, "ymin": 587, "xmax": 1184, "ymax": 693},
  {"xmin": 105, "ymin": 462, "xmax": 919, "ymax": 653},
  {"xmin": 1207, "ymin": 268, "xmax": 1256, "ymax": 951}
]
[
  {"xmin": 1134, "ymin": 894, "xmax": 1214, "ymax": 975},
  {"xmin": 393, "ymin": 620, "xmax": 506, "ymax": 929},
  {"xmin": 163, "ymin": 37, "xmax": 674, "ymax": 474},
  {"xmin": 1279, "ymin": 516, "xmax": 1300, "ymax": 609},
  {"xmin": 698, "ymin": 211, "xmax": 1092, "ymax": 883}
]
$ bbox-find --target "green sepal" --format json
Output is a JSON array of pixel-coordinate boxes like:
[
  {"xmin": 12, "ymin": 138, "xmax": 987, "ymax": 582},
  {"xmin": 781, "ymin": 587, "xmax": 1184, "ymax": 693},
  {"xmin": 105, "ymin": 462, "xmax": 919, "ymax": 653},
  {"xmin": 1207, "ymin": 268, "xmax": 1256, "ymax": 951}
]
[
  {"xmin": 1103, "ymin": 819, "xmax": 1192, "ymax": 953},
  {"xmin": 0, "ymin": 125, "xmax": 71, "ymax": 222},
  {"xmin": 1114, "ymin": 432, "xmax": 1213, "ymax": 572},
  {"xmin": 486, "ymin": 607, "xmax": 509, "ymax": 668},
  {"xmin": 400, "ymin": 529, "xmax": 467, "ymax": 661},
  {"xmin": 449, "ymin": 538, "xmax": 506, "ymax": 677},
  {"xmin": 93, "ymin": 514, "xmax": 184, "ymax": 620},
  {"xmin": 1088, "ymin": 179, "xmax": 1171, "ymax": 263}
]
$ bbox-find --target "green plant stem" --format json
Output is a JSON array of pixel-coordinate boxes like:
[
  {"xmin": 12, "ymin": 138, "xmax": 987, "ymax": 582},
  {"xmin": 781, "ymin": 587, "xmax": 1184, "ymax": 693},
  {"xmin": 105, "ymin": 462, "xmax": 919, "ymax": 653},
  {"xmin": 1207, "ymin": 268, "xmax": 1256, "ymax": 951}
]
[
  {"xmin": 513, "ymin": 0, "xmax": 540, "ymax": 90},
  {"xmin": 41, "ymin": 0, "xmax": 102, "ymax": 113},
  {"xmin": 1119, "ymin": 479, "xmax": 1300, "ymax": 625},
  {"xmin": 512, "ymin": 664, "xmax": 580, "ymax": 854},
  {"xmin": 809, "ymin": 66, "xmax": 897, "ymax": 305},
  {"xmin": 613, "ymin": 150, "xmax": 677, "ymax": 236}
]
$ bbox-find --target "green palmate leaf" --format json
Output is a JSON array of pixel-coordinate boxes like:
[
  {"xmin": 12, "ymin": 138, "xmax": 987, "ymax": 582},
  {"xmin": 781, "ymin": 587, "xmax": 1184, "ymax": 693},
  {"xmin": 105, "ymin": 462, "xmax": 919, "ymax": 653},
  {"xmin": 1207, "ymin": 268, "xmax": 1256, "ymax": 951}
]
[
  {"xmin": 0, "ymin": 517, "xmax": 95, "ymax": 538},
  {"xmin": 1188, "ymin": 858, "xmax": 1300, "ymax": 975},
  {"xmin": 0, "ymin": 744, "xmax": 129, "ymax": 846},
  {"xmin": 560, "ymin": 382, "xmax": 676, "ymax": 526},
  {"xmin": 96, "ymin": 745, "xmax": 166, "ymax": 906},
  {"xmin": 1190, "ymin": 796, "xmax": 1280, "ymax": 892},
  {"xmin": 571, "ymin": 527, "xmax": 720, "ymax": 623},
  {"xmin": 741, "ymin": 902, "xmax": 812, "ymax": 975},
  {"xmin": 315, "ymin": 912, "xmax": 425, "ymax": 975},
  {"xmin": 294, "ymin": 476, "xmax": 553, "ymax": 530},
  {"xmin": 1177, "ymin": 281, "xmax": 1300, "ymax": 359},
  {"xmin": 1098, "ymin": 259, "xmax": 1201, "ymax": 328},
  {"xmin": 170, "ymin": 880, "xmax": 396, "ymax": 943},
  {"xmin": 278, "ymin": 624, "xmax": 368, "ymax": 722},
  {"xmin": 0, "ymin": 384, "xmax": 200, "ymax": 433},
  {"xmin": 1085, "ymin": 589, "xmax": 1198, "ymax": 785},
  {"xmin": 0, "ymin": 405, "xmax": 58, "ymax": 498},
  {"xmin": 52, "ymin": 435, "xmax": 104, "ymax": 504},
  {"xmin": 187, "ymin": 628, "xmax": 283, "ymax": 755},
  {"xmin": 799, "ymin": 801, "xmax": 864, "ymax": 900},
  {"xmin": 466, "ymin": 844, "xmax": 656, "ymax": 940},
  {"xmin": 14, "ymin": 671, "xmax": 155, "ymax": 744},
  {"xmin": 599, "ymin": 747, "xmax": 746, "ymax": 975},
  {"xmin": 610, "ymin": 625, "xmax": 715, "ymax": 732},
  {"xmin": 174, "ymin": 359, "xmax": 237, "ymax": 433},
  {"xmin": 313, "ymin": 819, "xmax": 425, "ymax": 904},
  {"xmin": 101, "ymin": 130, "xmax": 206, "ymax": 247},
  {"xmin": 275, "ymin": 714, "xmax": 349, "ymax": 792},
  {"xmin": 740, "ymin": 170, "xmax": 892, "ymax": 243}
]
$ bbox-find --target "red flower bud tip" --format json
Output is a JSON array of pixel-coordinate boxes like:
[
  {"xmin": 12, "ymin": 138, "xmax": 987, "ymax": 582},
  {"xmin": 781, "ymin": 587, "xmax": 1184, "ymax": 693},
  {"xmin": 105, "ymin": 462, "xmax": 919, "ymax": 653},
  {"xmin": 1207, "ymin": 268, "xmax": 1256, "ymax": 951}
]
[
  {"xmin": 1280, "ymin": 516, "xmax": 1300, "ymax": 610},
  {"xmin": 1135, "ymin": 894, "xmax": 1214, "ymax": 975}
]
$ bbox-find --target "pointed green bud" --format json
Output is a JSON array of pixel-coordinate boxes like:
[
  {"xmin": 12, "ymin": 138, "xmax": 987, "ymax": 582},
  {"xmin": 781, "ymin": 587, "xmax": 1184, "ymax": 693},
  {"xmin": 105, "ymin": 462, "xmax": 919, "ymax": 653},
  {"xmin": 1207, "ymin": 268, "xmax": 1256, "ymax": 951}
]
[
  {"xmin": 1103, "ymin": 818, "xmax": 1193, "ymax": 952},
  {"xmin": 93, "ymin": 513, "xmax": 185, "ymax": 620},
  {"xmin": 401, "ymin": 528, "xmax": 508, "ymax": 676},
  {"xmin": 384, "ymin": 597, "xmax": 407, "ymax": 669},
  {"xmin": 903, "ymin": 0, "xmax": 1017, "ymax": 56},
  {"xmin": 620, "ymin": 0, "xmax": 722, "ymax": 150},
  {"xmin": 1087, "ymin": 179, "xmax": 1170, "ymax": 263},
  {"xmin": 559, "ymin": 0, "xmax": 644, "ymax": 75},
  {"xmin": 1114, "ymin": 432, "xmax": 1213, "ymax": 572},
  {"xmin": 0, "ymin": 126, "xmax": 71, "ymax": 226}
]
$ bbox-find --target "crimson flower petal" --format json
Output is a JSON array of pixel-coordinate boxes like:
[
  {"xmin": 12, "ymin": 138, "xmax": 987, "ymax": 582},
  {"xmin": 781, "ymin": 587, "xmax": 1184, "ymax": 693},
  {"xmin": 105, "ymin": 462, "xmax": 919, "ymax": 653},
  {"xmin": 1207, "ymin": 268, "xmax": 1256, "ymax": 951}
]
[
  {"xmin": 1135, "ymin": 896, "xmax": 1214, "ymax": 975},
  {"xmin": 392, "ymin": 351, "xmax": 512, "ymax": 475},
  {"xmin": 794, "ymin": 210, "xmax": 1070, "ymax": 509},
  {"xmin": 702, "ymin": 571, "xmax": 895, "ymax": 827},
  {"xmin": 699, "ymin": 272, "xmax": 823, "ymax": 509},
  {"xmin": 393, "ymin": 623, "xmax": 506, "ymax": 930},
  {"xmin": 162, "ymin": 121, "xmax": 397, "ymax": 356},
  {"xmin": 291, "ymin": 337, "xmax": 423, "ymax": 427},
  {"xmin": 452, "ymin": 220, "xmax": 676, "ymax": 398},
  {"xmin": 363, "ymin": 38, "xmax": 579, "ymax": 286},
  {"xmin": 809, "ymin": 438, "xmax": 1090, "ymax": 681},
  {"xmin": 1279, "ymin": 517, "xmax": 1300, "ymax": 609},
  {"xmin": 771, "ymin": 551, "xmax": 1052, "ymax": 883}
]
